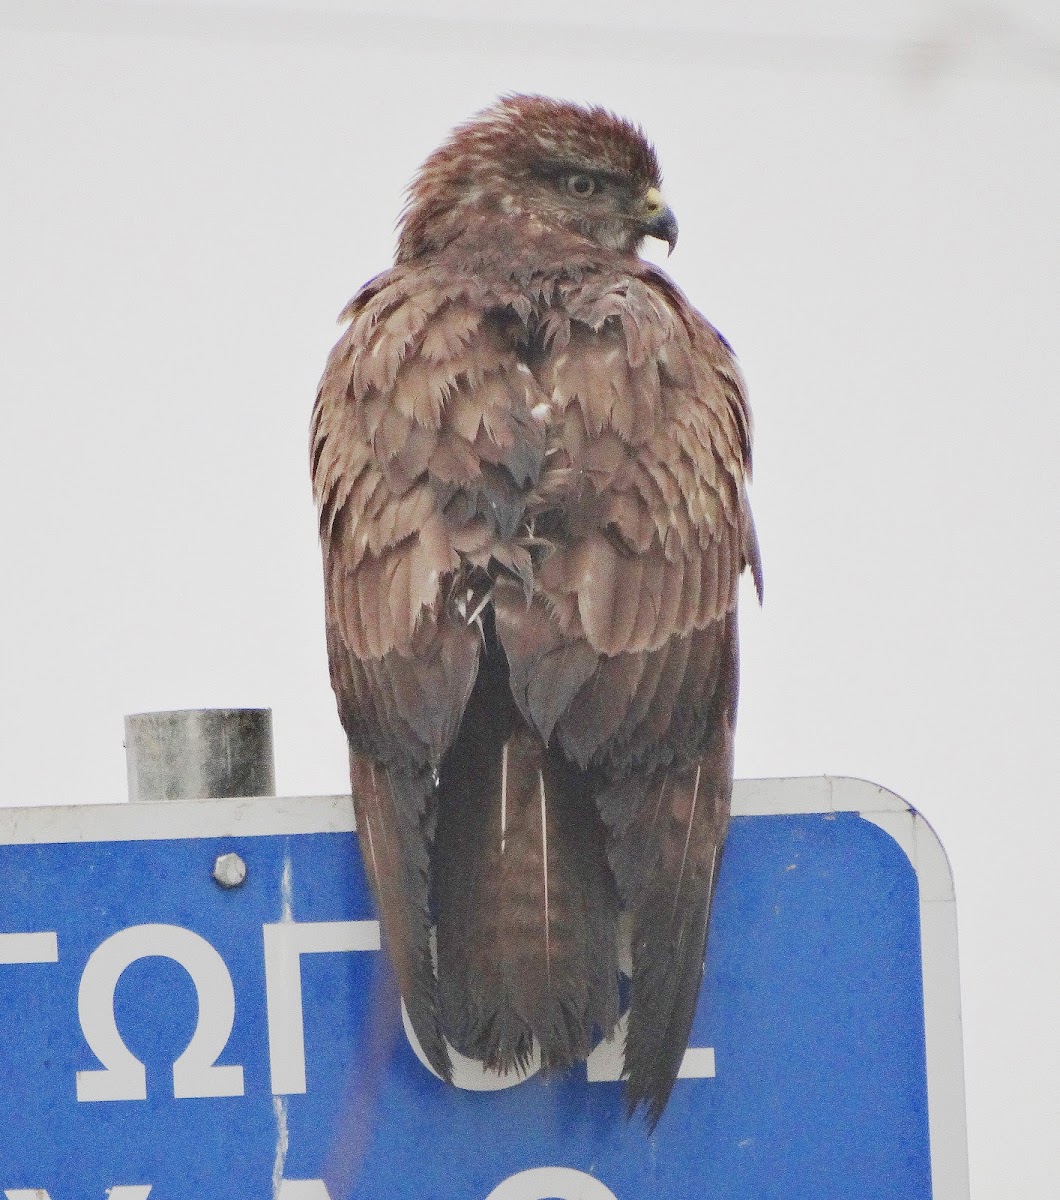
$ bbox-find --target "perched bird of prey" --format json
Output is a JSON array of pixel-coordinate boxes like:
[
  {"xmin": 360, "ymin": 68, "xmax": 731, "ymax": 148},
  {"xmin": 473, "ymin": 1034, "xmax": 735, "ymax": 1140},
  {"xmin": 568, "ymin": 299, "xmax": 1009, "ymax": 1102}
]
[{"xmin": 311, "ymin": 95, "xmax": 761, "ymax": 1128}]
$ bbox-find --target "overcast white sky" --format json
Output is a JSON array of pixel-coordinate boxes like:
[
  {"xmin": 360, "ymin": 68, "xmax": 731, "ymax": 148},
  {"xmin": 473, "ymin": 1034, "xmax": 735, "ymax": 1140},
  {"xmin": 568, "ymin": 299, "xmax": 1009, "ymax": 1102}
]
[{"xmin": 1, "ymin": 1, "xmax": 1058, "ymax": 1194}]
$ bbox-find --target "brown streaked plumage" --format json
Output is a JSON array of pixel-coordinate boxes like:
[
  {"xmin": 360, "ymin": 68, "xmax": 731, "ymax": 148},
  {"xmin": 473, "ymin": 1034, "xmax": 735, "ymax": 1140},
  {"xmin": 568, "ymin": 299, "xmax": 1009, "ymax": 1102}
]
[{"xmin": 311, "ymin": 94, "xmax": 762, "ymax": 1128}]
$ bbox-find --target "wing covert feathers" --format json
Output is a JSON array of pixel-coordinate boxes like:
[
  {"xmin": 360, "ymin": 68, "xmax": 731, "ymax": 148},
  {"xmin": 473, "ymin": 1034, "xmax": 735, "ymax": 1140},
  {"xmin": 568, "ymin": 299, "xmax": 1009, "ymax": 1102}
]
[{"xmin": 312, "ymin": 239, "xmax": 757, "ymax": 1128}]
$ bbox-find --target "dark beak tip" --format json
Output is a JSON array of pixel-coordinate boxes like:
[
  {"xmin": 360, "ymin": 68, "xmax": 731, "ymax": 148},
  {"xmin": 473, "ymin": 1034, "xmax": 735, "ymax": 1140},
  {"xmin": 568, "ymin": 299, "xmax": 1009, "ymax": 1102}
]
[
  {"xmin": 646, "ymin": 206, "xmax": 679, "ymax": 256},
  {"xmin": 665, "ymin": 213, "xmax": 679, "ymax": 256}
]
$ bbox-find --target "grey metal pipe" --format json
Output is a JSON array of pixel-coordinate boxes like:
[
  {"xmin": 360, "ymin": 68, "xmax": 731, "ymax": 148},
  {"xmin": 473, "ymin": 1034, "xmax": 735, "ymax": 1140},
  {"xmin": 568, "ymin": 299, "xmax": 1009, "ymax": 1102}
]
[{"xmin": 124, "ymin": 708, "xmax": 275, "ymax": 803}]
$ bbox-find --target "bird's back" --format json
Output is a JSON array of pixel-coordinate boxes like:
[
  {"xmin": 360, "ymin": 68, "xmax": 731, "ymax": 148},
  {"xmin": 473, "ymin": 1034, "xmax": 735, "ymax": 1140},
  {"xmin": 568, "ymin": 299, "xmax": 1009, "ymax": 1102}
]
[{"xmin": 311, "ymin": 95, "xmax": 759, "ymax": 1126}]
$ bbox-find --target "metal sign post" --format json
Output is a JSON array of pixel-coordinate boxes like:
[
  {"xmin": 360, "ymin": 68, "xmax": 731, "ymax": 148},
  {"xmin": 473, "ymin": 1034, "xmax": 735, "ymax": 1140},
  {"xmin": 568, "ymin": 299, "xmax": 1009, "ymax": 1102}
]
[
  {"xmin": 0, "ymin": 712, "xmax": 968, "ymax": 1199},
  {"xmin": 124, "ymin": 708, "xmax": 275, "ymax": 804}
]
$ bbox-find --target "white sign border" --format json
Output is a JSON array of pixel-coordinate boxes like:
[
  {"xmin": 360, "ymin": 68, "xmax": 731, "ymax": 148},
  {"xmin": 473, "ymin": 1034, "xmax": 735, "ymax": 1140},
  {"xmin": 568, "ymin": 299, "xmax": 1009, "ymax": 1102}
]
[{"xmin": 0, "ymin": 776, "xmax": 968, "ymax": 1200}]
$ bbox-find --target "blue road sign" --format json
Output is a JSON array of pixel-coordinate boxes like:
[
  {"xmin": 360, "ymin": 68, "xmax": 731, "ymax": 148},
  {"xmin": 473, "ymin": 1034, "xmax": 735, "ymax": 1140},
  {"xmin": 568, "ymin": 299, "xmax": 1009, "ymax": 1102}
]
[{"xmin": 0, "ymin": 778, "xmax": 968, "ymax": 1200}]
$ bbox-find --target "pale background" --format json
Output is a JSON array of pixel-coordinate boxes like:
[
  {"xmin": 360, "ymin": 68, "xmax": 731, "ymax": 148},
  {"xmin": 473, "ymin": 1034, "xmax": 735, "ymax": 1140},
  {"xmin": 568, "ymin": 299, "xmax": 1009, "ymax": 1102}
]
[{"xmin": 1, "ymin": 1, "xmax": 1057, "ymax": 1194}]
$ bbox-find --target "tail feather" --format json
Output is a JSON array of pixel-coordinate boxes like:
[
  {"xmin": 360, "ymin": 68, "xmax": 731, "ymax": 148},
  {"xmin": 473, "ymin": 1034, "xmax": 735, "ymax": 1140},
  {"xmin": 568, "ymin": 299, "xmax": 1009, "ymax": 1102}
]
[
  {"xmin": 348, "ymin": 605, "xmax": 738, "ymax": 1128},
  {"xmin": 432, "ymin": 651, "xmax": 528, "ymax": 1068},
  {"xmin": 433, "ymin": 634, "xmax": 620, "ymax": 1074},
  {"xmin": 494, "ymin": 734, "xmax": 618, "ymax": 1069}
]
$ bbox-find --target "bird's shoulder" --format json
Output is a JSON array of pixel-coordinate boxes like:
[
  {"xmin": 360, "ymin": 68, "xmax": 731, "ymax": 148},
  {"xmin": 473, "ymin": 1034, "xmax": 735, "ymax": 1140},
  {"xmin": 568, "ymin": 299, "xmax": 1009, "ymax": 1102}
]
[
  {"xmin": 528, "ymin": 259, "xmax": 753, "ymax": 475},
  {"xmin": 311, "ymin": 253, "xmax": 754, "ymax": 503},
  {"xmin": 309, "ymin": 258, "xmax": 550, "ymax": 577},
  {"xmin": 524, "ymin": 258, "xmax": 763, "ymax": 630}
]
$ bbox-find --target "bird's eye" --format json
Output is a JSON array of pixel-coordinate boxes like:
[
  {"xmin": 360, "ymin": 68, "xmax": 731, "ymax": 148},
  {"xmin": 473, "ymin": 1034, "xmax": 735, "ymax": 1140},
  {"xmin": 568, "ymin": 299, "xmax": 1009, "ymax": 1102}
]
[{"xmin": 565, "ymin": 173, "xmax": 597, "ymax": 198}]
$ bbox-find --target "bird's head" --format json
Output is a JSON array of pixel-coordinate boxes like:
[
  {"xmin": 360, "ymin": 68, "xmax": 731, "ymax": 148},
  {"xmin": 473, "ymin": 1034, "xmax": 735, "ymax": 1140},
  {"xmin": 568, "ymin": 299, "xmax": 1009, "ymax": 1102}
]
[{"xmin": 396, "ymin": 95, "xmax": 678, "ymax": 263}]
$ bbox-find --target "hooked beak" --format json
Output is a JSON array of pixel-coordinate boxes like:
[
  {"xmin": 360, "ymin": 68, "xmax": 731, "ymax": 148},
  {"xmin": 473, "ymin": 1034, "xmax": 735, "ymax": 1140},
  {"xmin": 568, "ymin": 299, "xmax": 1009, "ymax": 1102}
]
[{"xmin": 641, "ymin": 186, "xmax": 679, "ymax": 255}]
